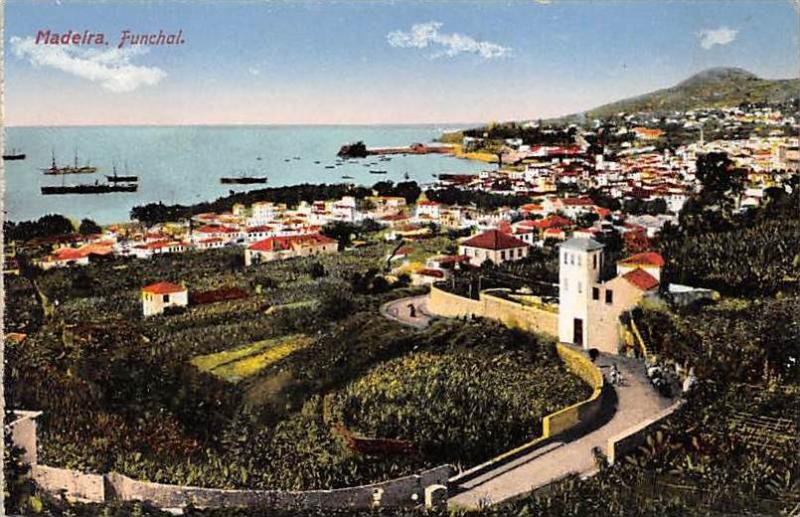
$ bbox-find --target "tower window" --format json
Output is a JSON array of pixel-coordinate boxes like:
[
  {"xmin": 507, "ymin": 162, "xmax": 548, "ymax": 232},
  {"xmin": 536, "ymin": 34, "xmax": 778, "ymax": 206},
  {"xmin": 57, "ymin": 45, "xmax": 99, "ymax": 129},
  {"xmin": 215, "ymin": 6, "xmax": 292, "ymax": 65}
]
[
  {"xmin": 592, "ymin": 287, "xmax": 600, "ymax": 300},
  {"xmin": 605, "ymin": 289, "xmax": 613, "ymax": 304},
  {"xmin": 593, "ymin": 254, "xmax": 598, "ymax": 270}
]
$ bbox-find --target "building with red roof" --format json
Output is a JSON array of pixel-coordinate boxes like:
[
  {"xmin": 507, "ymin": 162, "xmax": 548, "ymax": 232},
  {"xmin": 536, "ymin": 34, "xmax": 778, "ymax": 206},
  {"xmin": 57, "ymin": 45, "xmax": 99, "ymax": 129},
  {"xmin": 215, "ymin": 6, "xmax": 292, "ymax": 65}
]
[
  {"xmin": 459, "ymin": 229, "xmax": 530, "ymax": 266},
  {"xmin": 142, "ymin": 281, "xmax": 188, "ymax": 317},
  {"xmin": 617, "ymin": 251, "xmax": 665, "ymax": 282},
  {"xmin": 559, "ymin": 238, "xmax": 662, "ymax": 354},
  {"xmin": 621, "ymin": 268, "xmax": 660, "ymax": 291},
  {"xmin": 245, "ymin": 233, "xmax": 337, "ymax": 266},
  {"xmin": 39, "ymin": 247, "xmax": 91, "ymax": 269}
]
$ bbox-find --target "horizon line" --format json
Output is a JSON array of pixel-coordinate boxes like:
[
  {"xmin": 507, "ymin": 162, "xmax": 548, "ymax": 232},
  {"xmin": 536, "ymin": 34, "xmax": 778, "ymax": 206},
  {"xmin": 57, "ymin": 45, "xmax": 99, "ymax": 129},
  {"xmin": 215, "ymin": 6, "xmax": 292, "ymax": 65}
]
[{"xmin": 5, "ymin": 122, "xmax": 493, "ymax": 129}]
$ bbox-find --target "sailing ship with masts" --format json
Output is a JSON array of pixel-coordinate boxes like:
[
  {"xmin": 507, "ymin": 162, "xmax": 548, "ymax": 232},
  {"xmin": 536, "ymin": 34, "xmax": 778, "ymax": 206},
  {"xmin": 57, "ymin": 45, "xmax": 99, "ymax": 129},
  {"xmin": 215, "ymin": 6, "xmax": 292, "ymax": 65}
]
[{"xmin": 41, "ymin": 149, "xmax": 98, "ymax": 175}]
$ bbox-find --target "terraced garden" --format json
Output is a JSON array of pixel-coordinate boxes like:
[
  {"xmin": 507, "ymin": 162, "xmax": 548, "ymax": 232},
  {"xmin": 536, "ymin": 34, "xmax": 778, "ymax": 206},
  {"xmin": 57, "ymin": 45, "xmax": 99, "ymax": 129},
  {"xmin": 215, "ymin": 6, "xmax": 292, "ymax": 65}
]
[{"xmin": 192, "ymin": 334, "xmax": 314, "ymax": 382}]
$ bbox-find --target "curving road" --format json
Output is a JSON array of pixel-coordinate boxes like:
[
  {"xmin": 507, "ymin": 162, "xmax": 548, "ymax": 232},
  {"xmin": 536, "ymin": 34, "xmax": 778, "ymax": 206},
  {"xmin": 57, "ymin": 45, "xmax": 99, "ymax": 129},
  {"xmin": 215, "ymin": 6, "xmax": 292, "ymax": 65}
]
[
  {"xmin": 380, "ymin": 295, "xmax": 433, "ymax": 329},
  {"xmin": 381, "ymin": 294, "xmax": 674, "ymax": 509}
]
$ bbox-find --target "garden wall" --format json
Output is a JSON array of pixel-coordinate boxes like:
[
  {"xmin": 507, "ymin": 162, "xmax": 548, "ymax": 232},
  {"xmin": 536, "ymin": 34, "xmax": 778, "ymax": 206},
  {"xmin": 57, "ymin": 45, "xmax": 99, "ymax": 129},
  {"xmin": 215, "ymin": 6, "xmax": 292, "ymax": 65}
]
[
  {"xmin": 29, "ymin": 461, "xmax": 451, "ymax": 509},
  {"xmin": 33, "ymin": 465, "xmax": 106, "ymax": 503},
  {"xmin": 428, "ymin": 286, "xmax": 558, "ymax": 337},
  {"xmin": 104, "ymin": 465, "xmax": 451, "ymax": 509},
  {"xmin": 606, "ymin": 400, "xmax": 684, "ymax": 465}
]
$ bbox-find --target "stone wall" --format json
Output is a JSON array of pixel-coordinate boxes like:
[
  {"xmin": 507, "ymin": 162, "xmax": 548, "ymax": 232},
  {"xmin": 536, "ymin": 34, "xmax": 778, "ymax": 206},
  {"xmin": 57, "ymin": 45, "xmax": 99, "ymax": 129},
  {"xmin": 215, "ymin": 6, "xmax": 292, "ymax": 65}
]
[
  {"xmin": 105, "ymin": 466, "xmax": 451, "ymax": 509},
  {"xmin": 606, "ymin": 401, "xmax": 684, "ymax": 465},
  {"xmin": 29, "ymin": 459, "xmax": 451, "ymax": 510},
  {"xmin": 33, "ymin": 465, "xmax": 106, "ymax": 503},
  {"xmin": 543, "ymin": 344, "xmax": 605, "ymax": 436},
  {"xmin": 6, "ymin": 411, "xmax": 41, "ymax": 465},
  {"xmin": 428, "ymin": 286, "xmax": 558, "ymax": 337}
]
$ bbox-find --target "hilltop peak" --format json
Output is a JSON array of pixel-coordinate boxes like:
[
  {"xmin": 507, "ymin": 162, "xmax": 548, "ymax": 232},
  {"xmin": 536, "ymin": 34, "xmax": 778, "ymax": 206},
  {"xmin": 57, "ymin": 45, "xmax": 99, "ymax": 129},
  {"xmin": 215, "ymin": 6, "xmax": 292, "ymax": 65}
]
[{"xmin": 677, "ymin": 67, "xmax": 760, "ymax": 88}]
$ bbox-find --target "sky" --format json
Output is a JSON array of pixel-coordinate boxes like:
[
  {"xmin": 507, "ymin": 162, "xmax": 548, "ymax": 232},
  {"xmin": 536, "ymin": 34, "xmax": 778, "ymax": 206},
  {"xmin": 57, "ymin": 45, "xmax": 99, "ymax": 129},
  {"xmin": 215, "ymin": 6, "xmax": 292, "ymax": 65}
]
[{"xmin": 4, "ymin": 0, "xmax": 800, "ymax": 126}]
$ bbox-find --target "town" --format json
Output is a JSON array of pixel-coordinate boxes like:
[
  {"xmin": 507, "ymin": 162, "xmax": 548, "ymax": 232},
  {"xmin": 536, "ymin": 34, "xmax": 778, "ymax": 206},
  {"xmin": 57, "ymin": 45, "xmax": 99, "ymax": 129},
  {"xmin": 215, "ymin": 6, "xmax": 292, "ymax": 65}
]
[{"xmin": 5, "ymin": 70, "xmax": 800, "ymax": 517}]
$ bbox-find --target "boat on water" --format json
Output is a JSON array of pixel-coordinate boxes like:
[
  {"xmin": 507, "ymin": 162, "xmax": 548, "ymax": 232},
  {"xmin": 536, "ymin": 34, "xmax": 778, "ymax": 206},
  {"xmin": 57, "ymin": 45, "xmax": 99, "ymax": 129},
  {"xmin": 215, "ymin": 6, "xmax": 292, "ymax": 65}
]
[
  {"xmin": 314, "ymin": 160, "xmax": 321, "ymax": 164},
  {"xmin": 41, "ymin": 182, "xmax": 138, "ymax": 195},
  {"xmin": 341, "ymin": 175, "xmax": 354, "ymax": 179},
  {"xmin": 370, "ymin": 170, "xmax": 388, "ymax": 174},
  {"xmin": 404, "ymin": 172, "xmax": 410, "ymax": 180},
  {"xmin": 221, "ymin": 176, "xmax": 268, "ymax": 184},
  {"xmin": 105, "ymin": 163, "xmax": 138, "ymax": 183},
  {"xmin": 3, "ymin": 148, "xmax": 26, "ymax": 160},
  {"xmin": 220, "ymin": 168, "xmax": 268, "ymax": 184},
  {"xmin": 41, "ymin": 151, "xmax": 98, "ymax": 175},
  {"xmin": 325, "ymin": 165, "xmax": 336, "ymax": 169}
]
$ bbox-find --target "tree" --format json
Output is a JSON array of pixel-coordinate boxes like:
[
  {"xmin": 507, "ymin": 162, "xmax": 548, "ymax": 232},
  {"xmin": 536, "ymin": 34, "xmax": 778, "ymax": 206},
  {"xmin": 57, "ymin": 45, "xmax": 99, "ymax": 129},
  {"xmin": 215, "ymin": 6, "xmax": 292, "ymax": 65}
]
[
  {"xmin": 78, "ymin": 218, "xmax": 102, "ymax": 235},
  {"xmin": 4, "ymin": 214, "xmax": 74, "ymax": 242},
  {"xmin": 695, "ymin": 152, "xmax": 744, "ymax": 206}
]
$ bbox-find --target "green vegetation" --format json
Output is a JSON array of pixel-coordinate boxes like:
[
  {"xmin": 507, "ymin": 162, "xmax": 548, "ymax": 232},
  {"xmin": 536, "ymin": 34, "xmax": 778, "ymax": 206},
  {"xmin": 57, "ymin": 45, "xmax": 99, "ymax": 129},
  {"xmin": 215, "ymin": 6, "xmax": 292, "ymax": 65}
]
[
  {"xmin": 192, "ymin": 334, "xmax": 314, "ymax": 382},
  {"xmin": 6, "ymin": 219, "xmax": 588, "ymax": 501},
  {"xmin": 332, "ymin": 340, "xmax": 589, "ymax": 467},
  {"xmin": 585, "ymin": 67, "xmax": 800, "ymax": 119}
]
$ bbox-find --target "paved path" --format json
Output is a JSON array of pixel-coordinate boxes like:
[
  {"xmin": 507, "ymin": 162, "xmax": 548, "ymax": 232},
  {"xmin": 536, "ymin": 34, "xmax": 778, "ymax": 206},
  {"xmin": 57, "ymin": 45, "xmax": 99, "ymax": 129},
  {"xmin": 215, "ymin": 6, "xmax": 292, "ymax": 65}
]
[
  {"xmin": 448, "ymin": 355, "xmax": 672, "ymax": 509},
  {"xmin": 380, "ymin": 295, "xmax": 674, "ymax": 510},
  {"xmin": 380, "ymin": 295, "xmax": 432, "ymax": 329}
]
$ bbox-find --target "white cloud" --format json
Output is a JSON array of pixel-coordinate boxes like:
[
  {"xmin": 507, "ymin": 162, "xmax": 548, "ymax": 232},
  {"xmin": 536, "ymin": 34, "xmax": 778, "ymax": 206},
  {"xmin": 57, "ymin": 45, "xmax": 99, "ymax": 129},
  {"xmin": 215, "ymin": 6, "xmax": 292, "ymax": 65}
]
[
  {"xmin": 10, "ymin": 36, "xmax": 166, "ymax": 92},
  {"xmin": 697, "ymin": 26, "xmax": 738, "ymax": 50},
  {"xmin": 387, "ymin": 21, "xmax": 510, "ymax": 60},
  {"xmin": 248, "ymin": 67, "xmax": 260, "ymax": 76}
]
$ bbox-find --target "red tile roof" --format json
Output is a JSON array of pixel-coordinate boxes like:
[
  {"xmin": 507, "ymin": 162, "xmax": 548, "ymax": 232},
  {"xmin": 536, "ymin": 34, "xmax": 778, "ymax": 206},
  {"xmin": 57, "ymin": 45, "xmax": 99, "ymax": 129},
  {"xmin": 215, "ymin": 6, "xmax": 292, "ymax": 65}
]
[
  {"xmin": 535, "ymin": 215, "xmax": 573, "ymax": 230},
  {"xmin": 619, "ymin": 252, "xmax": 665, "ymax": 267},
  {"xmin": 248, "ymin": 233, "xmax": 336, "ymax": 252},
  {"xmin": 417, "ymin": 268, "xmax": 445, "ymax": 278},
  {"xmin": 561, "ymin": 197, "xmax": 594, "ymax": 206},
  {"xmin": 142, "ymin": 281, "xmax": 186, "ymax": 294},
  {"xmin": 622, "ymin": 268, "xmax": 659, "ymax": 291},
  {"xmin": 461, "ymin": 230, "xmax": 528, "ymax": 250},
  {"xmin": 52, "ymin": 248, "xmax": 87, "ymax": 260}
]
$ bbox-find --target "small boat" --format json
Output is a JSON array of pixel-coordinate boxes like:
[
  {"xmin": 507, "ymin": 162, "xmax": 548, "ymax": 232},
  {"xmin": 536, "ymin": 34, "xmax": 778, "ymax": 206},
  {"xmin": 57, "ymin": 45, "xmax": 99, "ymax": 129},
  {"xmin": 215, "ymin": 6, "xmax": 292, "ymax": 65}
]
[
  {"xmin": 256, "ymin": 157, "xmax": 263, "ymax": 161},
  {"xmin": 370, "ymin": 170, "xmax": 388, "ymax": 174},
  {"xmin": 105, "ymin": 163, "xmax": 138, "ymax": 183},
  {"xmin": 293, "ymin": 156, "xmax": 301, "ymax": 160},
  {"xmin": 314, "ymin": 160, "xmax": 321, "ymax": 164},
  {"xmin": 220, "ymin": 168, "xmax": 268, "ymax": 184},
  {"xmin": 3, "ymin": 148, "xmax": 26, "ymax": 160},
  {"xmin": 221, "ymin": 176, "xmax": 268, "ymax": 185},
  {"xmin": 341, "ymin": 175, "xmax": 354, "ymax": 179},
  {"xmin": 403, "ymin": 172, "xmax": 410, "ymax": 180},
  {"xmin": 284, "ymin": 159, "xmax": 291, "ymax": 162},
  {"xmin": 325, "ymin": 165, "xmax": 336, "ymax": 169}
]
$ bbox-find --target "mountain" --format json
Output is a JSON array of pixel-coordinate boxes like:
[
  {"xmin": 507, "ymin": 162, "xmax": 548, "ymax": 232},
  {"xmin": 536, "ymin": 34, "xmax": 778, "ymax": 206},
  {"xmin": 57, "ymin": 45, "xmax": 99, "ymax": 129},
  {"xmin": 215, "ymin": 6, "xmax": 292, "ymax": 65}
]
[{"xmin": 581, "ymin": 67, "xmax": 799, "ymax": 119}]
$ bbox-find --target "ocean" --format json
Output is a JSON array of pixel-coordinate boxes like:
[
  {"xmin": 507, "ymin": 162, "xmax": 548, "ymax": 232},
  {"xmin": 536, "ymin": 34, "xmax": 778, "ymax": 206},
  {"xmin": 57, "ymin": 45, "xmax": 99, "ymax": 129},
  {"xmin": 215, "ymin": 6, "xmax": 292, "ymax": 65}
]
[{"xmin": 3, "ymin": 126, "xmax": 487, "ymax": 224}]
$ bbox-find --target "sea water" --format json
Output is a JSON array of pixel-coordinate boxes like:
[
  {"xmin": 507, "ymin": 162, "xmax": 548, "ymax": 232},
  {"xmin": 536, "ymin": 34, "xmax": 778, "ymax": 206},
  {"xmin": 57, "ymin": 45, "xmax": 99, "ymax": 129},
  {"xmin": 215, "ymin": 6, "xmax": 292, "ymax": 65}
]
[{"xmin": 4, "ymin": 125, "xmax": 487, "ymax": 224}]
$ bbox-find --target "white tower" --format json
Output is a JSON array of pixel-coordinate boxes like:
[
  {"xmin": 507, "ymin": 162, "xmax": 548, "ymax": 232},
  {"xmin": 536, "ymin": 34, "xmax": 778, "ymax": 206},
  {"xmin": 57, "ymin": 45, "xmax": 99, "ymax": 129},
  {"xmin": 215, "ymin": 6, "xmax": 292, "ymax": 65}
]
[{"xmin": 558, "ymin": 238, "xmax": 605, "ymax": 349}]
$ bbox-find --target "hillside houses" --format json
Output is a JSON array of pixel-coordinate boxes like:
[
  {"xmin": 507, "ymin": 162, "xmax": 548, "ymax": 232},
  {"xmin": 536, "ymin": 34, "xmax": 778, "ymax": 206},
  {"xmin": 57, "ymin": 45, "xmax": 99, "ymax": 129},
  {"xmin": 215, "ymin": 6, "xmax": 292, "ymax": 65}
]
[{"xmin": 244, "ymin": 233, "xmax": 338, "ymax": 265}]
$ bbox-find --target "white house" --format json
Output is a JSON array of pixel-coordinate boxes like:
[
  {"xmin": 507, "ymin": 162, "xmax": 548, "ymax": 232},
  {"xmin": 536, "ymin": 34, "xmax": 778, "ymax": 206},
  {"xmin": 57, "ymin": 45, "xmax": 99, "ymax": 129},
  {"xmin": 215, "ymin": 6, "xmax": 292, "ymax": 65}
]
[
  {"xmin": 558, "ymin": 238, "xmax": 662, "ymax": 353},
  {"xmin": 459, "ymin": 229, "xmax": 530, "ymax": 267},
  {"xmin": 142, "ymin": 281, "xmax": 188, "ymax": 317}
]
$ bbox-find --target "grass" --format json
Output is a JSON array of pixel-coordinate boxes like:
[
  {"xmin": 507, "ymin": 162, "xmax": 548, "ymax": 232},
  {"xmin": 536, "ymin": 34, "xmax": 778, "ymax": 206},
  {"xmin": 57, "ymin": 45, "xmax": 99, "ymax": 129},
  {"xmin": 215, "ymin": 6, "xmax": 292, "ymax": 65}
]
[{"xmin": 191, "ymin": 334, "xmax": 313, "ymax": 382}]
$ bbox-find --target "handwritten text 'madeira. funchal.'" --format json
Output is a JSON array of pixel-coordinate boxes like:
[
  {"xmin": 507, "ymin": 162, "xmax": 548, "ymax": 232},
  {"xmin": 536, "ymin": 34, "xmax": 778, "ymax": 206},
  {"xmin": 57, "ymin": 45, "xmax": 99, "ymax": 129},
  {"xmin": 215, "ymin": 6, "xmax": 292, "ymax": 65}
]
[{"xmin": 35, "ymin": 30, "xmax": 185, "ymax": 49}]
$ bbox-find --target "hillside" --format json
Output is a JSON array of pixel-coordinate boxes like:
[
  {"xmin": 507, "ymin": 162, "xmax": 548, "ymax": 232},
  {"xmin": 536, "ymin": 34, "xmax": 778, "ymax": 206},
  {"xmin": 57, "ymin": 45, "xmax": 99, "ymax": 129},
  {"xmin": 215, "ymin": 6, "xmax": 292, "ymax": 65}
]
[{"xmin": 582, "ymin": 67, "xmax": 799, "ymax": 119}]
